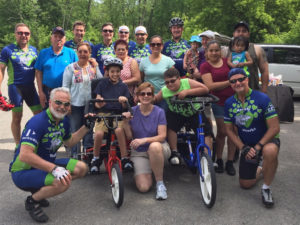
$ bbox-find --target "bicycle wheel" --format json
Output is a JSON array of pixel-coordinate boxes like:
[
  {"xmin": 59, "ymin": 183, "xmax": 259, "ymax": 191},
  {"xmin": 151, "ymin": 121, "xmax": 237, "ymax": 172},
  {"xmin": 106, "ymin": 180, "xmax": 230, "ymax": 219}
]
[
  {"xmin": 111, "ymin": 163, "xmax": 124, "ymax": 207},
  {"xmin": 198, "ymin": 151, "xmax": 216, "ymax": 208}
]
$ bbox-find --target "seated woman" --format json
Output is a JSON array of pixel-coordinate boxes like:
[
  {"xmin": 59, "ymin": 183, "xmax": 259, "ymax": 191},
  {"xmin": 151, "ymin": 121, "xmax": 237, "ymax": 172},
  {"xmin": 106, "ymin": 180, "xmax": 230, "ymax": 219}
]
[{"xmin": 123, "ymin": 82, "xmax": 170, "ymax": 200}]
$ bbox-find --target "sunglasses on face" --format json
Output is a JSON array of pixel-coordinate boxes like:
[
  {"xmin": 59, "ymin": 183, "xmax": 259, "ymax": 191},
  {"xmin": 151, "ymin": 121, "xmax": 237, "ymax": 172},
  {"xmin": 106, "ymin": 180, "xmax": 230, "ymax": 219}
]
[
  {"xmin": 139, "ymin": 92, "xmax": 153, "ymax": 97},
  {"xmin": 54, "ymin": 100, "xmax": 71, "ymax": 107},
  {"xmin": 136, "ymin": 33, "xmax": 146, "ymax": 36},
  {"xmin": 102, "ymin": 29, "xmax": 113, "ymax": 33},
  {"xmin": 17, "ymin": 31, "xmax": 30, "ymax": 36},
  {"xmin": 119, "ymin": 31, "xmax": 129, "ymax": 34},
  {"xmin": 229, "ymin": 76, "xmax": 247, "ymax": 84},
  {"xmin": 150, "ymin": 43, "xmax": 162, "ymax": 47},
  {"xmin": 164, "ymin": 78, "xmax": 177, "ymax": 85}
]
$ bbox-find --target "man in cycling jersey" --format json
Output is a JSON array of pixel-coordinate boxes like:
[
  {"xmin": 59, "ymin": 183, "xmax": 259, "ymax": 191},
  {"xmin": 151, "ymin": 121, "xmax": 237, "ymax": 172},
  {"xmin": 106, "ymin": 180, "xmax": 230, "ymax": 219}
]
[
  {"xmin": 9, "ymin": 87, "xmax": 91, "ymax": 222},
  {"xmin": 0, "ymin": 23, "xmax": 42, "ymax": 145},
  {"xmin": 116, "ymin": 25, "xmax": 136, "ymax": 56},
  {"xmin": 163, "ymin": 17, "xmax": 190, "ymax": 77},
  {"xmin": 130, "ymin": 26, "xmax": 151, "ymax": 64},
  {"xmin": 224, "ymin": 68, "xmax": 280, "ymax": 208}
]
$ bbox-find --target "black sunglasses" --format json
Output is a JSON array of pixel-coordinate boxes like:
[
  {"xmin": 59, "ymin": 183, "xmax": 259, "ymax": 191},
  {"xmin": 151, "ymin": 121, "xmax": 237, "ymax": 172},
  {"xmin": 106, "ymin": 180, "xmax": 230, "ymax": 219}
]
[
  {"xmin": 119, "ymin": 31, "xmax": 129, "ymax": 34},
  {"xmin": 139, "ymin": 92, "xmax": 153, "ymax": 97},
  {"xmin": 136, "ymin": 33, "xmax": 146, "ymax": 36},
  {"xmin": 54, "ymin": 100, "xmax": 71, "ymax": 107},
  {"xmin": 103, "ymin": 29, "xmax": 113, "ymax": 33},
  {"xmin": 164, "ymin": 78, "xmax": 177, "ymax": 85},
  {"xmin": 17, "ymin": 32, "xmax": 30, "ymax": 36},
  {"xmin": 229, "ymin": 76, "xmax": 247, "ymax": 84},
  {"xmin": 150, "ymin": 43, "xmax": 162, "ymax": 47}
]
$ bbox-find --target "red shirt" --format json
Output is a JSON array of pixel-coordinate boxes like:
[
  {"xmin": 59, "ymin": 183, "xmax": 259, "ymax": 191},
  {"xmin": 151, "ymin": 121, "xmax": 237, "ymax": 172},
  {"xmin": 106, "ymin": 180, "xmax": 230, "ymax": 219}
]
[{"xmin": 200, "ymin": 58, "xmax": 234, "ymax": 106}]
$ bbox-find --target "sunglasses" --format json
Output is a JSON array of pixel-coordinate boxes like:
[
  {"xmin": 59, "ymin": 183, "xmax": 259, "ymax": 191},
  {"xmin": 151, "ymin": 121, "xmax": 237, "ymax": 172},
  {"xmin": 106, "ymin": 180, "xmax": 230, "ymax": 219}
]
[
  {"xmin": 150, "ymin": 43, "xmax": 162, "ymax": 47},
  {"xmin": 119, "ymin": 31, "xmax": 129, "ymax": 34},
  {"xmin": 54, "ymin": 100, "xmax": 71, "ymax": 107},
  {"xmin": 103, "ymin": 29, "xmax": 113, "ymax": 33},
  {"xmin": 136, "ymin": 33, "xmax": 146, "ymax": 36},
  {"xmin": 17, "ymin": 31, "xmax": 30, "ymax": 36},
  {"xmin": 229, "ymin": 76, "xmax": 247, "ymax": 84},
  {"xmin": 164, "ymin": 78, "xmax": 177, "ymax": 85},
  {"xmin": 139, "ymin": 92, "xmax": 153, "ymax": 97}
]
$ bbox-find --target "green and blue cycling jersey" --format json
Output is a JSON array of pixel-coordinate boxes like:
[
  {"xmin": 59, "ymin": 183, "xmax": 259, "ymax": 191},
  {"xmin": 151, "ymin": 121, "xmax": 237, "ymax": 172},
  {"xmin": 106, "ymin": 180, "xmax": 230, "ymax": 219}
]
[
  {"xmin": 224, "ymin": 89, "xmax": 279, "ymax": 146},
  {"xmin": 9, "ymin": 109, "xmax": 72, "ymax": 172},
  {"xmin": 64, "ymin": 40, "xmax": 94, "ymax": 52},
  {"xmin": 92, "ymin": 43, "xmax": 115, "ymax": 74},
  {"xmin": 162, "ymin": 39, "xmax": 190, "ymax": 76},
  {"xmin": 0, "ymin": 43, "xmax": 38, "ymax": 85},
  {"xmin": 129, "ymin": 43, "xmax": 151, "ymax": 64}
]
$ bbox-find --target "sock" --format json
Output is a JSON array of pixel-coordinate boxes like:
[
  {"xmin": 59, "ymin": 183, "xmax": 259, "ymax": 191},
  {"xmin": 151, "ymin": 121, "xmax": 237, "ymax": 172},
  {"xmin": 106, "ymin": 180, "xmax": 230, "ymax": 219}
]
[
  {"xmin": 171, "ymin": 149, "xmax": 178, "ymax": 153},
  {"xmin": 121, "ymin": 157, "xmax": 128, "ymax": 160},
  {"xmin": 262, "ymin": 184, "xmax": 270, "ymax": 189},
  {"xmin": 92, "ymin": 156, "xmax": 99, "ymax": 162},
  {"xmin": 156, "ymin": 181, "xmax": 164, "ymax": 187}
]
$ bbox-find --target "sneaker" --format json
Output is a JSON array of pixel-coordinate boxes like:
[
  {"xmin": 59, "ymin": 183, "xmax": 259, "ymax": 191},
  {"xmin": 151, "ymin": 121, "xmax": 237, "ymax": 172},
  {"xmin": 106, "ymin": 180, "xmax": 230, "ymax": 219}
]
[
  {"xmin": 90, "ymin": 158, "xmax": 101, "ymax": 173},
  {"xmin": 225, "ymin": 160, "xmax": 236, "ymax": 176},
  {"xmin": 169, "ymin": 151, "xmax": 181, "ymax": 165},
  {"xmin": 25, "ymin": 196, "xmax": 49, "ymax": 223},
  {"xmin": 233, "ymin": 148, "xmax": 240, "ymax": 163},
  {"xmin": 156, "ymin": 184, "xmax": 167, "ymax": 200},
  {"xmin": 121, "ymin": 158, "xmax": 134, "ymax": 172},
  {"xmin": 215, "ymin": 158, "xmax": 224, "ymax": 173},
  {"xmin": 261, "ymin": 188, "xmax": 274, "ymax": 208}
]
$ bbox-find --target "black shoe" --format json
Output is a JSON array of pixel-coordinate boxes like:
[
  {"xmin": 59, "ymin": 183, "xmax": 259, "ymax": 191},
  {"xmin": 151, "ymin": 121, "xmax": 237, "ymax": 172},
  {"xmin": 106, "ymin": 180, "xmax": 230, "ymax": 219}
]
[
  {"xmin": 90, "ymin": 158, "xmax": 101, "ymax": 173},
  {"xmin": 39, "ymin": 199, "xmax": 49, "ymax": 208},
  {"xmin": 215, "ymin": 158, "xmax": 224, "ymax": 173},
  {"xmin": 25, "ymin": 196, "xmax": 49, "ymax": 223},
  {"xmin": 261, "ymin": 188, "xmax": 274, "ymax": 208},
  {"xmin": 225, "ymin": 160, "xmax": 236, "ymax": 176},
  {"xmin": 121, "ymin": 158, "xmax": 134, "ymax": 172},
  {"xmin": 169, "ymin": 151, "xmax": 181, "ymax": 165},
  {"xmin": 233, "ymin": 149, "xmax": 240, "ymax": 163}
]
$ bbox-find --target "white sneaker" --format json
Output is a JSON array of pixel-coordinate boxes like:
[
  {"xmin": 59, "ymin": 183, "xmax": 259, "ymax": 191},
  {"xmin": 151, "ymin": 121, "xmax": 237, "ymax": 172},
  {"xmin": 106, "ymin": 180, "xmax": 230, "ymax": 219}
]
[{"xmin": 156, "ymin": 184, "xmax": 167, "ymax": 200}]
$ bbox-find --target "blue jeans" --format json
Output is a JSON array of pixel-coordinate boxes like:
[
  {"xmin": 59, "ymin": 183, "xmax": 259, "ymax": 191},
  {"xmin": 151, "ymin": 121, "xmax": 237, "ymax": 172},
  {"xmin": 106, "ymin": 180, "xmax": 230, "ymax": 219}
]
[{"xmin": 69, "ymin": 105, "xmax": 94, "ymax": 157}]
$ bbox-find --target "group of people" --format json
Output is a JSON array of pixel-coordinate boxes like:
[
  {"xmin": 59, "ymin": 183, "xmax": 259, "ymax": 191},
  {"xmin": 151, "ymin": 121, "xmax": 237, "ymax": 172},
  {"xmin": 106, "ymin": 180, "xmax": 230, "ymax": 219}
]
[{"xmin": 0, "ymin": 18, "xmax": 280, "ymax": 223}]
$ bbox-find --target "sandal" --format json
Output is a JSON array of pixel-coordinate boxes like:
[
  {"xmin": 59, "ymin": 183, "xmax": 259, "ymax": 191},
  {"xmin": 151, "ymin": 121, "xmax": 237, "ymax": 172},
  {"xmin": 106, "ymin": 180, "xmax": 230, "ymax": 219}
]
[
  {"xmin": 25, "ymin": 196, "xmax": 49, "ymax": 223},
  {"xmin": 169, "ymin": 151, "xmax": 181, "ymax": 165}
]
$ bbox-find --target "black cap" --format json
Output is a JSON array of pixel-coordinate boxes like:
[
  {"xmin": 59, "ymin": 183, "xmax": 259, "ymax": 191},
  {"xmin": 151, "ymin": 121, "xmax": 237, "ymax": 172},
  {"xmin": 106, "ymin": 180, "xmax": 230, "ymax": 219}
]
[
  {"xmin": 234, "ymin": 21, "xmax": 249, "ymax": 32},
  {"xmin": 52, "ymin": 26, "xmax": 65, "ymax": 36}
]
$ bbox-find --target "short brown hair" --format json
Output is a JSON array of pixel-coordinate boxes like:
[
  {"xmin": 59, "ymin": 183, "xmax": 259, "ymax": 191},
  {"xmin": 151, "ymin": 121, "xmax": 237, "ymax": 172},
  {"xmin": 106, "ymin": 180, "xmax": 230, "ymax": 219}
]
[
  {"xmin": 102, "ymin": 22, "xmax": 114, "ymax": 31},
  {"xmin": 164, "ymin": 68, "xmax": 180, "ymax": 79},
  {"xmin": 15, "ymin": 23, "xmax": 30, "ymax": 32},
  {"xmin": 114, "ymin": 39, "xmax": 128, "ymax": 51},
  {"xmin": 136, "ymin": 82, "xmax": 154, "ymax": 96},
  {"xmin": 72, "ymin": 21, "xmax": 86, "ymax": 30},
  {"xmin": 77, "ymin": 42, "xmax": 92, "ymax": 53}
]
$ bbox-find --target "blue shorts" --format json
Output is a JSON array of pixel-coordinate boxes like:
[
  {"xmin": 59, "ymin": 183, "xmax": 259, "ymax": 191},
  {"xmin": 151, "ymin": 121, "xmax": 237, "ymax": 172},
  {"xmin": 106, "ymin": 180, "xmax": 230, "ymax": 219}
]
[
  {"xmin": 211, "ymin": 103, "xmax": 224, "ymax": 119},
  {"xmin": 11, "ymin": 158, "xmax": 78, "ymax": 193},
  {"xmin": 8, "ymin": 83, "xmax": 41, "ymax": 113}
]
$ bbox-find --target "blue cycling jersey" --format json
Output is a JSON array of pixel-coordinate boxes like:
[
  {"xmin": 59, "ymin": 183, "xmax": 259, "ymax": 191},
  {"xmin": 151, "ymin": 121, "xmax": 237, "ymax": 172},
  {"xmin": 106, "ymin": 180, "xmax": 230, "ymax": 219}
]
[
  {"xmin": 0, "ymin": 43, "xmax": 38, "ymax": 85},
  {"xmin": 129, "ymin": 44, "xmax": 151, "ymax": 64},
  {"xmin": 9, "ymin": 109, "xmax": 72, "ymax": 172},
  {"xmin": 92, "ymin": 43, "xmax": 115, "ymax": 74},
  {"xmin": 64, "ymin": 40, "xmax": 94, "ymax": 52},
  {"xmin": 224, "ymin": 89, "xmax": 279, "ymax": 146}
]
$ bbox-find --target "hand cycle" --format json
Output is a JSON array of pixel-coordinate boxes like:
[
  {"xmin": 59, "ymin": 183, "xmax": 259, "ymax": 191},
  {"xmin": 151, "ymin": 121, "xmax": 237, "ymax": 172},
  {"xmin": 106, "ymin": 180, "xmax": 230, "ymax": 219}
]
[
  {"xmin": 170, "ymin": 94, "xmax": 219, "ymax": 208},
  {"xmin": 83, "ymin": 98, "xmax": 132, "ymax": 208}
]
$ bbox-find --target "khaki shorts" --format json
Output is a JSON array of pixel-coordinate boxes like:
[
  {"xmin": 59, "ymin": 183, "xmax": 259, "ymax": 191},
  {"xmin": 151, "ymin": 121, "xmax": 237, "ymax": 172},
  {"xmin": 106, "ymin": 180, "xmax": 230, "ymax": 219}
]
[
  {"xmin": 131, "ymin": 142, "xmax": 171, "ymax": 176},
  {"xmin": 94, "ymin": 112, "xmax": 124, "ymax": 133}
]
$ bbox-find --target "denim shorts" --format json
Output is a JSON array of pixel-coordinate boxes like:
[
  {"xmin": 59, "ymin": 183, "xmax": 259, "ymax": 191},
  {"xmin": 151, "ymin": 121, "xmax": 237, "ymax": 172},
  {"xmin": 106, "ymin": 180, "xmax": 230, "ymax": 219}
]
[{"xmin": 211, "ymin": 103, "xmax": 224, "ymax": 119}]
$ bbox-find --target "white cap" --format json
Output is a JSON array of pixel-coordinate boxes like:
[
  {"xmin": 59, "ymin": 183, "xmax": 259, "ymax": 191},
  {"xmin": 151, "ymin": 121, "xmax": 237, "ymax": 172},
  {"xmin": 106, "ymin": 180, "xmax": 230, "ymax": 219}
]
[
  {"xmin": 135, "ymin": 26, "xmax": 147, "ymax": 34},
  {"xmin": 118, "ymin": 25, "xmax": 129, "ymax": 32},
  {"xmin": 199, "ymin": 30, "xmax": 215, "ymax": 39}
]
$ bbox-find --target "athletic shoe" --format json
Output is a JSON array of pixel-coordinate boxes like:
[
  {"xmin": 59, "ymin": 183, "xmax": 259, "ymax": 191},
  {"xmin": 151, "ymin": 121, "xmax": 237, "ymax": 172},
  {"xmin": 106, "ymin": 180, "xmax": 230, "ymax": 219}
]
[
  {"xmin": 261, "ymin": 188, "xmax": 274, "ymax": 208},
  {"xmin": 169, "ymin": 151, "xmax": 181, "ymax": 165},
  {"xmin": 121, "ymin": 158, "xmax": 134, "ymax": 172},
  {"xmin": 90, "ymin": 158, "xmax": 101, "ymax": 173},
  {"xmin": 156, "ymin": 184, "xmax": 167, "ymax": 200},
  {"xmin": 225, "ymin": 160, "xmax": 236, "ymax": 176},
  {"xmin": 215, "ymin": 158, "xmax": 224, "ymax": 173},
  {"xmin": 25, "ymin": 196, "xmax": 49, "ymax": 223}
]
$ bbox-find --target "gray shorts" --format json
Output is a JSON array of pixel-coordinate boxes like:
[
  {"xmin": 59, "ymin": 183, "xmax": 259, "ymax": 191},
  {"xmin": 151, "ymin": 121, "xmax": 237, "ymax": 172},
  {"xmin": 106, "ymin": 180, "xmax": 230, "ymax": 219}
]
[{"xmin": 131, "ymin": 142, "xmax": 171, "ymax": 176}]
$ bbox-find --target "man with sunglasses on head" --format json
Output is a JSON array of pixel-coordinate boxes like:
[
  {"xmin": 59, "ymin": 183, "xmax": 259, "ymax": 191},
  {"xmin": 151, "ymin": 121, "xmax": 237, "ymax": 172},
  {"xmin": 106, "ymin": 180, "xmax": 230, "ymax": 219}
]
[
  {"xmin": 130, "ymin": 26, "xmax": 151, "ymax": 64},
  {"xmin": 9, "ymin": 87, "xmax": 92, "ymax": 223},
  {"xmin": 163, "ymin": 17, "xmax": 190, "ymax": 77},
  {"xmin": 0, "ymin": 23, "xmax": 42, "ymax": 145},
  {"xmin": 224, "ymin": 68, "xmax": 280, "ymax": 208},
  {"xmin": 92, "ymin": 22, "xmax": 116, "ymax": 74}
]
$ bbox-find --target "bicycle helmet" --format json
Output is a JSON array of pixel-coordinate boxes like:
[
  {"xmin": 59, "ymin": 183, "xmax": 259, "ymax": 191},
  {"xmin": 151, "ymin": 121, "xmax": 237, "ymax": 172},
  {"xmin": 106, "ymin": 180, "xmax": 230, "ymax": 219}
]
[
  {"xmin": 169, "ymin": 17, "xmax": 184, "ymax": 28},
  {"xmin": 104, "ymin": 57, "xmax": 123, "ymax": 70}
]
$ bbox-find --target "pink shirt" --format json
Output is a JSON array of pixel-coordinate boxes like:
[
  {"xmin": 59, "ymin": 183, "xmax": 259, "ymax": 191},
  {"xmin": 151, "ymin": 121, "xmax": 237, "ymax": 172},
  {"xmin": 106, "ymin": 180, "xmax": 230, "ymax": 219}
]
[{"xmin": 121, "ymin": 57, "xmax": 135, "ymax": 95}]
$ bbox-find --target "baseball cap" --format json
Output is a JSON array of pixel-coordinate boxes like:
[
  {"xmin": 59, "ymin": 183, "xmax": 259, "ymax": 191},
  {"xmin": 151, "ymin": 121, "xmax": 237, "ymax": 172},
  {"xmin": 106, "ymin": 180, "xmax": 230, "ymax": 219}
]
[
  {"xmin": 52, "ymin": 26, "xmax": 65, "ymax": 36},
  {"xmin": 228, "ymin": 68, "xmax": 247, "ymax": 79},
  {"xmin": 199, "ymin": 30, "xmax": 215, "ymax": 39},
  {"xmin": 118, "ymin": 25, "xmax": 129, "ymax": 32},
  {"xmin": 234, "ymin": 21, "xmax": 249, "ymax": 32},
  {"xmin": 135, "ymin": 26, "xmax": 147, "ymax": 34}
]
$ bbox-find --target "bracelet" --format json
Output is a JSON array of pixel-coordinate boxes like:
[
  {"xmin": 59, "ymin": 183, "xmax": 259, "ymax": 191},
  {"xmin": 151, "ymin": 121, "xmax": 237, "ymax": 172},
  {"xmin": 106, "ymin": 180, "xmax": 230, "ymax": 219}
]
[
  {"xmin": 258, "ymin": 142, "xmax": 264, "ymax": 149},
  {"xmin": 51, "ymin": 165, "xmax": 58, "ymax": 173}
]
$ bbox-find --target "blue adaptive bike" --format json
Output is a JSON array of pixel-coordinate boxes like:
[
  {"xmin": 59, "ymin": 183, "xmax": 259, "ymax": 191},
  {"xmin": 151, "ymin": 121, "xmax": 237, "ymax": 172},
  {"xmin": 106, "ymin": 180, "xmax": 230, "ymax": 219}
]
[{"xmin": 171, "ymin": 94, "xmax": 219, "ymax": 208}]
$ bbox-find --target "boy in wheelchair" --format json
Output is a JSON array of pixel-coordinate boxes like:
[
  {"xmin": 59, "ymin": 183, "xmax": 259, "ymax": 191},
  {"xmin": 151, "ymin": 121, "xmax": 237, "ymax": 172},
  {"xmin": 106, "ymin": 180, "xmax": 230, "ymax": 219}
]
[
  {"xmin": 155, "ymin": 68, "xmax": 213, "ymax": 165},
  {"xmin": 90, "ymin": 58, "xmax": 133, "ymax": 172}
]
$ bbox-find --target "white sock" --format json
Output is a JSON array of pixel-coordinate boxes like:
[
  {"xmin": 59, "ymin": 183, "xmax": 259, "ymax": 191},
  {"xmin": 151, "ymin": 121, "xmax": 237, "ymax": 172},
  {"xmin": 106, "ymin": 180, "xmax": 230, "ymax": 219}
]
[
  {"xmin": 262, "ymin": 184, "xmax": 270, "ymax": 189},
  {"xmin": 157, "ymin": 181, "xmax": 164, "ymax": 187},
  {"xmin": 92, "ymin": 156, "xmax": 99, "ymax": 161}
]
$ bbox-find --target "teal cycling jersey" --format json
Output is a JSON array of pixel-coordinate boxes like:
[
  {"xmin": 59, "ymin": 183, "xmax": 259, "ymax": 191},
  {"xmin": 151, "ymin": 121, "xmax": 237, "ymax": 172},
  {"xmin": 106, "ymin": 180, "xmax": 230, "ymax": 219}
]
[
  {"xmin": 9, "ymin": 109, "xmax": 72, "ymax": 172},
  {"xmin": 0, "ymin": 43, "xmax": 38, "ymax": 85}
]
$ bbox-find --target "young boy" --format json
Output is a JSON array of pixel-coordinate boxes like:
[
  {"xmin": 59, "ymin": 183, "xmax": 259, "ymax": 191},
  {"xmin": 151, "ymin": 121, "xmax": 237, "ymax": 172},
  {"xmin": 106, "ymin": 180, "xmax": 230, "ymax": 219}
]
[
  {"xmin": 90, "ymin": 58, "xmax": 133, "ymax": 172},
  {"xmin": 155, "ymin": 68, "xmax": 212, "ymax": 165}
]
